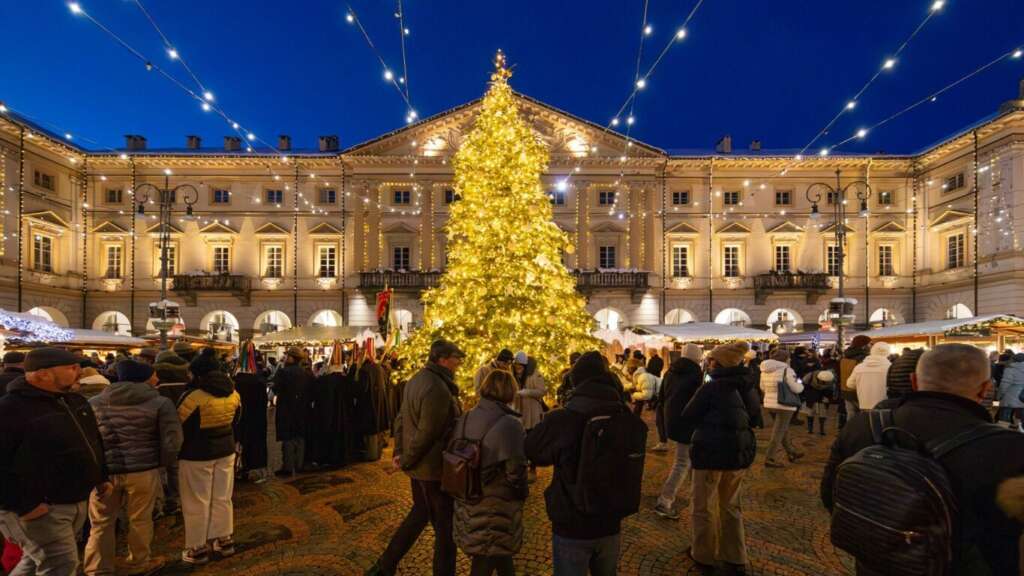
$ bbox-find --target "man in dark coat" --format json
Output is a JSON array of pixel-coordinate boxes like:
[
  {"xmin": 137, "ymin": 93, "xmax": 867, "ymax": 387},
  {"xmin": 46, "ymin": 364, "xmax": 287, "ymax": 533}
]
[
  {"xmin": 646, "ymin": 349, "xmax": 665, "ymax": 378},
  {"xmin": 654, "ymin": 343, "xmax": 704, "ymax": 519},
  {"xmin": 0, "ymin": 352, "xmax": 25, "ymax": 397},
  {"xmin": 233, "ymin": 364, "xmax": 269, "ymax": 481},
  {"xmin": 822, "ymin": 344, "xmax": 1024, "ymax": 576},
  {"xmin": 272, "ymin": 347, "xmax": 313, "ymax": 476},
  {"xmin": 885, "ymin": 347, "xmax": 924, "ymax": 400}
]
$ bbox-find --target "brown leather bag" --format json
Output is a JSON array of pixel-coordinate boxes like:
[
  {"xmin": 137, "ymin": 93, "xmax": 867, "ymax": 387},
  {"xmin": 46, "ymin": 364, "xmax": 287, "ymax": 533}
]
[{"xmin": 440, "ymin": 412, "xmax": 499, "ymax": 502}]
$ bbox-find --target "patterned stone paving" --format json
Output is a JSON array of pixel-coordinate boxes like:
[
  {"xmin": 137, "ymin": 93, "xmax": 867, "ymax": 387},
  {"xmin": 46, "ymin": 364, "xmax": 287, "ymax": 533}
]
[{"xmin": 151, "ymin": 411, "xmax": 854, "ymax": 575}]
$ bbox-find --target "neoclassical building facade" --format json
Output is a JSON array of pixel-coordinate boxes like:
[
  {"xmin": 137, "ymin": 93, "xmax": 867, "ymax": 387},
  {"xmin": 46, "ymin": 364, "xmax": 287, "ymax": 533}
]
[{"xmin": 2, "ymin": 84, "xmax": 1024, "ymax": 341}]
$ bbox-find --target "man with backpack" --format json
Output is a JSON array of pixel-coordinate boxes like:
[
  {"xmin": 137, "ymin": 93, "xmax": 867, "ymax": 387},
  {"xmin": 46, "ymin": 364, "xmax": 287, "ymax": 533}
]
[
  {"xmin": 822, "ymin": 343, "xmax": 1024, "ymax": 575},
  {"xmin": 525, "ymin": 351, "xmax": 647, "ymax": 576}
]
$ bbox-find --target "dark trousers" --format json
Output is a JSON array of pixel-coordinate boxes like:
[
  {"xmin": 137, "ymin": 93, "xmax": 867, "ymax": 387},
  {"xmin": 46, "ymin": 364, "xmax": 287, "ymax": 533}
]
[
  {"xmin": 469, "ymin": 555, "xmax": 515, "ymax": 576},
  {"xmin": 632, "ymin": 400, "xmax": 645, "ymax": 416},
  {"xmin": 378, "ymin": 478, "xmax": 455, "ymax": 576},
  {"xmin": 654, "ymin": 404, "xmax": 667, "ymax": 443}
]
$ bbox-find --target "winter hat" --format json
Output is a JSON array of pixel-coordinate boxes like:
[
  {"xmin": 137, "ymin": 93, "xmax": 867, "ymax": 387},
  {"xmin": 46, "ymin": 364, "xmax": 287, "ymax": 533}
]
[
  {"xmin": 189, "ymin": 348, "xmax": 219, "ymax": 377},
  {"xmin": 25, "ymin": 347, "xmax": 79, "ymax": 372},
  {"xmin": 870, "ymin": 341, "xmax": 892, "ymax": 357},
  {"xmin": 710, "ymin": 342, "xmax": 750, "ymax": 368},
  {"xmin": 850, "ymin": 335, "xmax": 872, "ymax": 349},
  {"xmin": 172, "ymin": 341, "xmax": 196, "ymax": 361},
  {"xmin": 571, "ymin": 350, "xmax": 608, "ymax": 384},
  {"xmin": 496, "ymin": 349, "xmax": 514, "ymax": 363},
  {"xmin": 682, "ymin": 343, "xmax": 703, "ymax": 364},
  {"xmin": 514, "ymin": 351, "xmax": 528, "ymax": 365},
  {"xmin": 816, "ymin": 370, "xmax": 835, "ymax": 382},
  {"xmin": 155, "ymin": 350, "xmax": 186, "ymax": 365},
  {"xmin": 116, "ymin": 359, "xmax": 155, "ymax": 383},
  {"xmin": 2, "ymin": 351, "xmax": 25, "ymax": 364},
  {"xmin": 285, "ymin": 346, "xmax": 307, "ymax": 361}
]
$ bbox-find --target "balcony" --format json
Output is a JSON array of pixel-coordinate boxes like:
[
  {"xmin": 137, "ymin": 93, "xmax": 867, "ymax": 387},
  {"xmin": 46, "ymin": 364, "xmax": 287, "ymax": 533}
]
[
  {"xmin": 172, "ymin": 274, "xmax": 251, "ymax": 306},
  {"xmin": 574, "ymin": 270, "xmax": 649, "ymax": 302},
  {"xmin": 754, "ymin": 272, "xmax": 830, "ymax": 305},
  {"xmin": 359, "ymin": 270, "xmax": 442, "ymax": 292}
]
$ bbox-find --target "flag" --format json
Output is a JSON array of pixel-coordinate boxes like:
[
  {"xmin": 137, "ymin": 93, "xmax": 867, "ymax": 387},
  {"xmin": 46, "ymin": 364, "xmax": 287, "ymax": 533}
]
[{"xmin": 376, "ymin": 287, "xmax": 392, "ymax": 335}]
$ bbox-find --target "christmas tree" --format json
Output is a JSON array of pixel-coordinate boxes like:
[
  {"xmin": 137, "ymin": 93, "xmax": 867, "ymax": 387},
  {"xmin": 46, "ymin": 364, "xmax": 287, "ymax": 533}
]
[{"xmin": 398, "ymin": 51, "xmax": 597, "ymax": 393}]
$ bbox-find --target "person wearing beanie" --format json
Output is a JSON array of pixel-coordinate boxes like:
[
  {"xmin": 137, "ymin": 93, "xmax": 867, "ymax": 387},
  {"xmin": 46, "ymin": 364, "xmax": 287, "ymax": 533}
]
[
  {"xmin": 85, "ymin": 359, "xmax": 181, "ymax": 576},
  {"xmin": 512, "ymin": 352, "xmax": 546, "ymax": 483},
  {"xmin": 846, "ymin": 341, "xmax": 892, "ymax": 411},
  {"xmin": 758, "ymin": 349, "xmax": 805, "ymax": 468},
  {"xmin": 803, "ymin": 368, "xmax": 837, "ymax": 436},
  {"xmin": 654, "ymin": 343, "xmax": 704, "ymax": 519},
  {"xmin": 175, "ymin": 348, "xmax": 240, "ymax": 565},
  {"xmin": 0, "ymin": 347, "xmax": 110, "ymax": 575},
  {"xmin": 271, "ymin": 347, "xmax": 313, "ymax": 477},
  {"xmin": 473, "ymin": 348, "xmax": 515, "ymax": 395},
  {"xmin": 76, "ymin": 366, "xmax": 111, "ymax": 400},
  {"xmin": 0, "ymin": 351, "xmax": 26, "ymax": 398},
  {"xmin": 677, "ymin": 341, "xmax": 762, "ymax": 573},
  {"xmin": 555, "ymin": 351, "xmax": 583, "ymax": 407},
  {"xmin": 839, "ymin": 335, "xmax": 872, "ymax": 426},
  {"xmin": 172, "ymin": 341, "xmax": 196, "ymax": 363}
]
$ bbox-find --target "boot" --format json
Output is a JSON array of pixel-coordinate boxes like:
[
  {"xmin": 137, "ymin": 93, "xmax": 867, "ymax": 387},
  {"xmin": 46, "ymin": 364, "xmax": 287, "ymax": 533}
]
[
  {"xmin": 819, "ymin": 417, "xmax": 827, "ymax": 436},
  {"xmin": 807, "ymin": 415, "xmax": 815, "ymax": 434}
]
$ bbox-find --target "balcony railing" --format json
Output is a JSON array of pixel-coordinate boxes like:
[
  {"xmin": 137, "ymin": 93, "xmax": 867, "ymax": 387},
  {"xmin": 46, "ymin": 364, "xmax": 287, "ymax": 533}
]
[
  {"xmin": 574, "ymin": 270, "xmax": 649, "ymax": 291},
  {"xmin": 172, "ymin": 274, "xmax": 251, "ymax": 306},
  {"xmin": 359, "ymin": 270, "xmax": 442, "ymax": 291},
  {"xmin": 754, "ymin": 272, "xmax": 830, "ymax": 304}
]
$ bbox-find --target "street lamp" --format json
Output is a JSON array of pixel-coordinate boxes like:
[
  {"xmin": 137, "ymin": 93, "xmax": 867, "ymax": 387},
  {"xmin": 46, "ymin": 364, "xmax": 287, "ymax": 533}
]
[
  {"xmin": 805, "ymin": 169, "xmax": 871, "ymax": 357},
  {"xmin": 135, "ymin": 177, "xmax": 198, "ymax": 348}
]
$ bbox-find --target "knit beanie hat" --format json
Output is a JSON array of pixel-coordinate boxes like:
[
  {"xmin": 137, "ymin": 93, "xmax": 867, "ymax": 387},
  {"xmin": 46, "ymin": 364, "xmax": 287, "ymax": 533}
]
[
  {"xmin": 155, "ymin": 350, "xmax": 186, "ymax": 365},
  {"xmin": 514, "ymin": 351, "xmax": 528, "ymax": 365},
  {"xmin": 571, "ymin": 350, "xmax": 608, "ymax": 384},
  {"xmin": 172, "ymin": 341, "xmax": 195, "ymax": 360},
  {"xmin": 116, "ymin": 359, "xmax": 155, "ymax": 383},
  {"xmin": 850, "ymin": 335, "xmax": 872, "ymax": 349},
  {"xmin": 710, "ymin": 342, "xmax": 750, "ymax": 368},
  {"xmin": 682, "ymin": 343, "xmax": 703, "ymax": 364},
  {"xmin": 189, "ymin": 348, "xmax": 219, "ymax": 377}
]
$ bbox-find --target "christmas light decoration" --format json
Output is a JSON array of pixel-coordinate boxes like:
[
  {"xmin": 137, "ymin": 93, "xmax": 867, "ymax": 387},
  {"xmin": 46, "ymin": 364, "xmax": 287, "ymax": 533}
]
[{"xmin": 397, "ymin": 52, "xmax": 596, "ymax": 390}]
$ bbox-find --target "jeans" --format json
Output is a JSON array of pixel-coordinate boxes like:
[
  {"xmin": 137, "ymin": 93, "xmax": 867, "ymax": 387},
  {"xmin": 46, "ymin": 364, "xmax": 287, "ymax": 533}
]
[
  {"xmin": 657, "ymin": 441, "xmax": 692, "ymax": 509},
  {"xmin": 469, "ymin": 555, "xmax": 515, "ymax": 576},
  {"xmin": 84, "ymin": 469, "xmax": 160, "ymax": 575},
  {"xmin": 281, "ymin": 437, "xmax": 305, "ymax": 473},
  {"xmin": 764, "ymin": 409, "xmax": 798, "ymax": 463},
  {"xmin": 691, "ymin": 469, "xmax": 747, "ymax": 566},
  {"xmin": 0, "ymin": 502, "xmax": 88, "ymax": 576},
  {"xmin": 377, "ymin": 478, "xmax": 455, "ymax": 576},
  {"xmin": 179, "ymin": 455, "xmax": 236, "ymax": 550},
  {"xmin": 552, "ymin": 533, "xmax": 620, "ymax": 576},
  {"xmin": 845, "ymin": 400, "xmax": 861, "ymax": 420}
]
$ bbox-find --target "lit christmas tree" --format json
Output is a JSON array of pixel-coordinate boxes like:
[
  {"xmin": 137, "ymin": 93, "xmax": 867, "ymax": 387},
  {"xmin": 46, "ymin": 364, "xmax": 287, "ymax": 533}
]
[{"xmin": 398, "ymin": 51, "xmax": 596, "ymax": 392}]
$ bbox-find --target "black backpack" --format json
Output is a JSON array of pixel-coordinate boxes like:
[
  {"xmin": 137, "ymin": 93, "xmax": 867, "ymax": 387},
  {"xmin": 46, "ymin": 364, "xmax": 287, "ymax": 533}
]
[
  {"xmin": 830, "ymin": 409, "xmax": 1011, "ymax": 576},
  {"xmin": 568, "ymin": 405, "xmax": 648, "ymax": 517}
]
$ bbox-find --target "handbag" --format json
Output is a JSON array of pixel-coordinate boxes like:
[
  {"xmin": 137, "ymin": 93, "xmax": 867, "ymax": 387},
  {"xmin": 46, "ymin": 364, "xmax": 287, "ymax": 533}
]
[{"xmin": 777, "ymin": 368, "xmax": 803, "ymax": 408}]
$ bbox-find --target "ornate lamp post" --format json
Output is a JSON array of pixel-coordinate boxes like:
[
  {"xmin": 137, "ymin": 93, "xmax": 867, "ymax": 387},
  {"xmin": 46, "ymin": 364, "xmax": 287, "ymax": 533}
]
[
  {"xmin": 135, "ymin": 176, "xmax": 198, "ymax": 348},
  {"xmin": 806, "ymin": 169, "xmax": 872, "ymax": 356}
]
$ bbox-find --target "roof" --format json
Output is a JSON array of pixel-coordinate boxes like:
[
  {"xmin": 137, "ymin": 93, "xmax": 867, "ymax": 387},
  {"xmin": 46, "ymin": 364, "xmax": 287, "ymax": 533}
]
[
  {"xmin": 851, "ymin": 314, "xmax": 1024, "ymax": 342},
  {"xmin": 635, "ymin": 322, "xmax": 778, "ymax": 343},
  {"xmin": 252, "ymin": 325, "xmax": 377, "ymax": 345}
]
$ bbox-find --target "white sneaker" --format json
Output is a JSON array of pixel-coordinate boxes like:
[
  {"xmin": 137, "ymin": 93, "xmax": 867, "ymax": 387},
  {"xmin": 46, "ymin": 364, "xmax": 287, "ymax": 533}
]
[{"xmin": 651, "ymin": 442, "xmax": 668, "ymax": 452}]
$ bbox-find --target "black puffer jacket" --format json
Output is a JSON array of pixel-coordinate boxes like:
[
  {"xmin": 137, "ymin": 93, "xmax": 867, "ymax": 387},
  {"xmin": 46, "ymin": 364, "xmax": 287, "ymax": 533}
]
[
  {"xmin": 679, "ymin": 365, "xmax": 763, "ymax": 471},
  {"xmin": 272, "ymin": 363, "xmax": 312, "ymax": 442},
  {"xmin": 660, "ymin": 357, "xmax": 703, "ymax": 444},
  {"xmin": 0, "ymin": 367, "xmax": 24, "ymax": 397},
  {"xmin": 0, "ymin": 377, "xmax": 107, "ymax": 515},
  {"xmin": 885, "ymin": 348, "xmax": 924, "ymax": 400}
]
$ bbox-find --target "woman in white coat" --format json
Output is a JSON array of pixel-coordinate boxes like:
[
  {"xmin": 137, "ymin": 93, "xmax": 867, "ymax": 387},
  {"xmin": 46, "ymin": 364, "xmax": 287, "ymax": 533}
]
[
  {"xmin": 759, "ymin": 349, "xmax": 805, "ymax": 468},
  {"xmin": 847, "ymin": 341, "xmax": 892, "ymax": 410},
  {"xmin": 513, "ymin": 351, "xmax": 546, "ymax": 482}
]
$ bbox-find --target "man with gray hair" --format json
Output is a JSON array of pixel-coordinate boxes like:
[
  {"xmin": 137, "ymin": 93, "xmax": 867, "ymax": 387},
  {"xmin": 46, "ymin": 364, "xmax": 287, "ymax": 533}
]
[{"xmin": 821, "ymin": 343, "xmax": 1024, "ymax": 575}]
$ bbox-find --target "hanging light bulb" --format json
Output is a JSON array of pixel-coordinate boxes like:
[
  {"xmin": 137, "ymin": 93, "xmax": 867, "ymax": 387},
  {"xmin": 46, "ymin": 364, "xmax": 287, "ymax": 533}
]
[
  {"xmin": 203, "ymin": 91, "xmax": 214, "ymax": 102},
  {"xmin": 675, "ymin": 28, "xmax": 687, "ymax": 40},
  {"xmin": 856, "ymin": 128, "xmax": 868, "ymax": 139},
  {"xmin": 345, "ymin": 12, "xmax": 354, "ymax": 23},
  {"xmin": 167, "ymin": 48, "xmax": 179, "ymax": 60},
  {"xmin": 859, "ymin": 199, "xmax": 869, "ymax": 218}
]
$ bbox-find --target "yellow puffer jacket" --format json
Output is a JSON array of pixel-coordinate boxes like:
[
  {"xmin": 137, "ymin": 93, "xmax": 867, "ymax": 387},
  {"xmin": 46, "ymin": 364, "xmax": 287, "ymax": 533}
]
[{"xmin": 177, "ymin": 371, "xmax": 241, "ymax": 461}]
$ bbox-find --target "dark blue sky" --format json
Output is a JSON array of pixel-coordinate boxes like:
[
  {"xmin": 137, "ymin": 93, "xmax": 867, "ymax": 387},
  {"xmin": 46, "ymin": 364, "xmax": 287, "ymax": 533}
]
[{"xmin": 2, "ymin": 1, "xmax": 1022, "ymax": 154}]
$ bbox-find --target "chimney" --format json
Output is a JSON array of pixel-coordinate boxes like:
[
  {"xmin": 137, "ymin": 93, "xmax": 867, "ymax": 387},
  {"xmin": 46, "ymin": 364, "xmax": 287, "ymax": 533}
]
[
  {"xmin": 998, "ymin": 77, "xmax": 1024, "ymax": 113},
  {"xmin": 278, "ymin": 135, "xmax": 292, "ymax": 151},
  {"xmin": 750, "ymin": 139, "xmax": 761, "ymax": 152},
  {"xmin": 223, "ymin": 136, "xmax": 241, "ymax": 151},
  {"xmin": 124, "ymin": 135, "xmax": 147, "ymax": 151},
  {"xmin": 715, "ymin": 134, "xmax": 732, "ymax": 154},
  {"xmin": 186, "ymin": 135, "xmax": 202, "ymax": 150},
  {"xmin": 318, "ymin": 135, "xmax": 339, "ymax": 152}
]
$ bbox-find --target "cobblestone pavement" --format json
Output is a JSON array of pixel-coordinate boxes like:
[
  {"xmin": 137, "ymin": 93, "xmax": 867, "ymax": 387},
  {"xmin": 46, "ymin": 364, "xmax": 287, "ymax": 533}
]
[{"xmin": 151, "ymin": 411, "xmax": 853, "ymax": 575}]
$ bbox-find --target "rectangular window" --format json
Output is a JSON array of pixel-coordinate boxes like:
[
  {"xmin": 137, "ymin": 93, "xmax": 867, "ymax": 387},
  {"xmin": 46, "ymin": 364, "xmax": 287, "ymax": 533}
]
[
  {"xmin": 105, "ymin": 245, "xmax": 122, "ymax": 278},
  {"xmin": 598, "ymin": 245, "xmax": 617, "ymax": 269},
  {"xmin": 775, "ymin": 190, "xmax": 792, "ymax": 206},
  {"xmin": 598, "ymin": 191, "xmax": 616, "ymax": 206},
  {"xmin": 444, "ymin": 189, "xmax": 459, "ymax": 204},
  {"xmin": 672, "ymin": 191, "xmax": 690, "ymax": 206},
  {"xmin": 671, "ymin": 245, "xmax": 689, "ymax": 278},
  {"xmin": 33, "ymin": 235, "xmax": 53, "ymax": 272},
  {"xmin": 826, "ymin": 244, "xmax": 840, "ymax": 276},
  {"xmin": 393, "ymin": 190, "xmax": 411, "ymax": 205},
  {"xmin": 265, "ymin": 189, "xmax": 283, "ymax": 205},
  {"xmin": 944, "ymin": 173, "xmax": 965, "ymax": 192},
  {"xmin": 723, "ymin": 245, "xmax": 740, "ymax": 277},
  {"xmin": 947, "ymin": 233, "xmax": 965, "ymax": 269},
  {"xmin": 723, "ymin": 191, "xmax": 740, "ymax": 206},
  {"xmin": 393, "ymin": 246, "xmax": 411, "ymax": 270},
  {"xmin": 878, "ymin": 191, "xmax": 893, "ymax": 205},
  {"xmin": 318, "ymin": 246, "xmax": 337, "ymax": 278},
  {"xmin": 774, "ymin": 245, "xmax": 791, "ymax": 273},
  {"xmin": 264, "ymin": 245, "xmax": 283, "ymax": 278},
  {"xmin": 33, "ymin": 170, "xmax": 54, "ymax": 191},
  {"xmin": 105, "ymin": 189, "xmax": 123, "ymax": 204},
  {"xmin": 159, "ymin": 245, "xmax": 177, "ymax": 276},
  {"xmin": 212, "ymin": 189, "xmax": 230, "ymax": 204},
  {"xmin": 213, "ymin": 246, "xmax": 231, "ymax": 274},
  {"xmin": 827, "ymin": 191, "xmax": 839, "ymax": 205},
  {"xmin": 550, "ymin": 190, "xmax": 566, "ymax": 205},
  {"xmin": 878, "ymin": 244, "xmax": 894, "ymax": 276},
  {"xmin": 319, "ymin": 188, "xmax": 336, "ymax": 204}
]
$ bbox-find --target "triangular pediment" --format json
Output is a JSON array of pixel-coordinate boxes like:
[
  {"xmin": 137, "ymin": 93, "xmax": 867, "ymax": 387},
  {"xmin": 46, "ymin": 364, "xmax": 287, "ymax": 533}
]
[
  {"xmin": 818, "ymin": 221, "xmax": 856, "ymax": 235},
  {"xmin": 767, "ymin": 221, "xmax": 804, "ymax": 235},
  {"xmin": 25, "ymin": 210, "xmax": 69, "ymax": 229},
  {"xmin": 930, "ymin": 209, "xmax": 971, "ymax": 228},
  {"xmin": 199, "ymin": 221, "xmax": 237, "ymax": 234},
  {"xmin": 591, "ymin": 221, "xmax": 627, "ymax": 233},
  {"xmin": 717, "ymin": 222, "xmax": 751, "ymax": 234},
  {"xmin": 307, "ymin": 222, "xmax": 342, "ymax": 236},
  {"xmin": 384, "ymin": 221, "xmax": 418, "ymax": 234},
  {"xmin": 254, "ymin": 222, "xmax": 290, "ymax": 235},
  {"xmin": 145, "ymin": 222, "xmax": 183, "ymax": 236},
  {"xmin": 873, "ymin": 220, "xmax": 906, "ymax": 234},
  {"xmin": 91, "ymin": 221, "xmax": 128, "ymax": 235},
  {"xmin": 667, "ymin": 221, "xmax": 700, "ymax": 235}
]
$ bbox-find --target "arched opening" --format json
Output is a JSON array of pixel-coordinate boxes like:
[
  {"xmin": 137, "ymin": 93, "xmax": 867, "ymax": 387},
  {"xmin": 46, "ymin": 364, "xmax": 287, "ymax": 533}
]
[
  {"xmin": 27, "ymin": 306, "xmax": 69, "ymax": 327},
  {"xmin": 92, "ymin": 311, "xmax": 132, "ymax": 336},
  {"xmin": 664, "ymin": 308, "xmax": 695, "ymax": 324},
  {"xmin": 309, "ymin": 309, "xmax": 343, "ymax": 327},
  {"xmin": 946, "ymin": 303, "xmax": 973, "ymax": 320},
  {"xmin": 767, "ymin": 308, "xmax": 803, "ymax": 334},
  {"xmin": 594, "ymin": 308, "xmax": 623, "ymax": 331},
  {"xmin": 254, "ymin": 310, "xmax": 292, "ymax": 336},
  {"xmin": 145, "ymin": 317, "xmax": 186, "ymax": 336},
  {"xmin": 715, "ymin": 308, "xmax": 751, "ymax": 327},
  {"xmin": 200, "ymin": 310, "xmax": 239, "ymax": 343},
  {"xmin": 393, "ymin": 308, "xmax": 413, "ymax": 333},
  {"xmin": 869, "ymin": 308, "xmax": 903, "ymax": 327}
]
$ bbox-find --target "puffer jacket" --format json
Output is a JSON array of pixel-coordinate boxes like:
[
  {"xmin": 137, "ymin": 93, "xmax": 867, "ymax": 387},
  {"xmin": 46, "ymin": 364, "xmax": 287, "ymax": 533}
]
[
  {"xmin": 886, "ymin": 348, "xmax": 924, "ymax": 400},
  {"xmin": 394, "ymin": 362, "xmax": 462, "ymax": 481},
  {"xmin": 90, "ymin": 381, "xmax": 182, "ymax": 474},
  {"xmin": 759, "ymin": 359, "xmax": 803, "ymax": 412},
  {"xmin": 630, "ymin": 366, "xmax": 660, "ymax": 402},
  {"xmin": 847, "ymin": 342, "xmax": 892, "ymax": 410},
  {"xmin": 514, "ymin": 358, "xmax": 546, "ymax": 430},
  {"xmin": 680, "ymin": 365, "xmax": 762, "ymax": 471},
  {"xmin": 840, "ymin": 345, "xmax": 871, "ymax": 402},
  {"xmin": 77, "ymin": 373, "xmax": 110, "ymax": 399},
  {"xmin": 177, "ymin": 371, "xmax": 241, "ymax": 461},
  {"xmin": 999, "ymin": 355, "xmax": 1024, "ymax": 409},
  {"xmin": 453, "ymin": 398, "xmax": 528, "ymax": 558},
  {"xmin": 660, "ymin": 356, "xmax": 703, "ymax": 443}
]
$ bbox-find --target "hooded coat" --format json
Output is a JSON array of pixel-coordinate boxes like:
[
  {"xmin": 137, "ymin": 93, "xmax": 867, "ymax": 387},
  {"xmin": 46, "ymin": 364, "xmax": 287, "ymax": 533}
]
[
  {"xmin": 998, "ymin": 354, "xmax": 1024, "ymax": 410},
  {"xmin": 679, "ymin": 365, "xmax": 762, "ymax": 471},
  {"xmin": 759, "ymin": 359, "xmax": 804, "ymax": 412},
  {"xmin": 840, "ymin": 343, "xmax": 871, "ymax": 402},
  {"xmin": 90, "ymin": 380, "xmax": 182, "ymax": 474},
  {"xmin": 886, "ymin": 347, "xmax": 924, "ymax": 400},
  {"xmin": 233, "ymin": 371, "xmax": 269, "ymax": 470},
  {"xmin": 847, "ymin": 342, "xmax": 892, "ymax": 410},
  {"xmin": 513, "ymin": 357, "xmax": 546, "ymax": 431},
  {"xmin": 660, "ymin": 356, "xmax": 703, "ymax": 444},
  {"xmin": 631, "ymin": 366, "xmax": 660, "ymax": 402},
  {"xmin": 272, "ymin": 362, "xmax": 313, "ymax": 442},
  {"xmin": 177, "ymin": 370, "xmax": 241, "ymax": 461}
]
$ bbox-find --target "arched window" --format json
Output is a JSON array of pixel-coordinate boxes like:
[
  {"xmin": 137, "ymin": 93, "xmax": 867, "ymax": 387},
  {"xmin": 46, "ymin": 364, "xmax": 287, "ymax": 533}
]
[
  {"xmin": 27, "ymin": 306, "xmax": 69, "ymax": 327},
  {"xmin": 254, "ymin": 310, "xmax": 292, "ymax": 335},
  {"xmin": 664, "ymin": 308, "xmax": 695, "ymax": 324},
  {"xmin": 200, "ymin": 310, "xmax": 239, "ymax": 343},
  {"xmin": 594, "ymin": 308, "xmax": 623, "ymax": 331},
  {"xmin": 767, "ymin": 308, "xmax": 803, "ymax": 333},
  {"xmin": 92, "ymin": 311, "xmax": 132, "ymax": 336},
  {"xmin": 714, "ymin": 308, "xmax": 751, "ymax": 327},
  {"xmin": 945, "ymin": 303, "xmax": 973, "ymax": 320},
  {"xmin": 393, "ymin": 309, "xmax": 413, "ymax": 332},
  {"xmin": 869, "ymin": 308, "xmax": 903, "ymax": 327},
  {"xmin": 309, "ymin": 309, "xmax": 343, "ymax": 327}
]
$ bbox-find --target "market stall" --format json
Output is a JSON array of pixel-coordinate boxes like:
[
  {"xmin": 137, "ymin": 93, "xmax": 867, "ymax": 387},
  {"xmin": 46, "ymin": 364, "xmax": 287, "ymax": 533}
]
[
  {"xmin": 0, "ymin": 308, "xmax": 73, "ymax": 355},
  {"xmin": 252, "ymin": 325, "xmax": 380, "ymax": 365},
  {"xmin": 63, "ymin": 329, "xmax": 149, "ymax": 355},
  {"xmin": 636, "ymin": 323, "xmax": 779, "ymax": 347},
  {"xmin": 778, "ymin": 330, "xmax": 839, "ymax": 349},
  {"xmin": 850, "ymin": 314, "xmax": 1024, "ymax": 352}
]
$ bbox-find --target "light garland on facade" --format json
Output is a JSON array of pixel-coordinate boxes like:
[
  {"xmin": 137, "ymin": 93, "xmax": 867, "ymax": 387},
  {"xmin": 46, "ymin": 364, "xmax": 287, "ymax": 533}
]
[{"xmin": 344, "ymin": 3, "xmax": 419, "ymax": 124}]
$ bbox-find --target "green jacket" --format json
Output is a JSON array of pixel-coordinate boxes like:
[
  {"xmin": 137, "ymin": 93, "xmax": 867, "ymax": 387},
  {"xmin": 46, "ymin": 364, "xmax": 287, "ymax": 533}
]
[{"xmin": 395, "ymin": 362, "xmax": 462, "ymax": 481}]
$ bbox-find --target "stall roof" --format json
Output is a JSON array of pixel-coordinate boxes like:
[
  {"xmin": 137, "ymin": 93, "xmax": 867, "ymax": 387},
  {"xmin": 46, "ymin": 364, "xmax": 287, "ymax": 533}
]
[
  {"xmin": 69, "ymin": 329, "xmax": 149, "ymax": 348},
  {"xmin": 851, "ymin": 314, "xmax": 1024, "ymax": 342},
  {"xmin": 252, "ymin": 325, "xmax": 376, "ymax": 346},
  {"xmin": 635, "ymin": 323, "xmax": 778, "ymax": 343},
  {"xmin": 0, "ymin": 308, "xmax": 74, "ymax": 342},
  {"xmin": 778, "ymin": 331, "xmax": 839, "ymax": 345}
]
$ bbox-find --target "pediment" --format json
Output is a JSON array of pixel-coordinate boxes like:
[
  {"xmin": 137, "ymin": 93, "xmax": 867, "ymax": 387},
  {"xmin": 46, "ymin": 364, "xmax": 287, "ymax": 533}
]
[
  {"xmin": 766, "ymin": 221, "xmax": 804, "ymax": 235},
  {"xmin": 199, "ymin": 221, "xmax": 237, "ymax": 235},
  {"xmin": 873, "ymin": 220, "xmax": 906, "ymax": 234},
  {"xmin": 91, "ymin": 221, "xmax": 128, "ymax": 235},
  {"xmin": 307, "ymin": 222, "xmax": 343, "ymax": 236},
  {"xmin": 666, "ymin": 221, "xmax": 700, "ymax": 235},
  {"xmin": 145, "ymin": 222, "xmax": 183, "ymax": 236},
  {"xmin": 717, "ymin": 222, "xmax": 751, "ymax": 235},
  {"xmin": 591, "ymin": 221, "xmax": 627, "ymax": 233},
  {"xmin": 818, "ymin": 221, "xmax": 856, "ymax": 235},
  {"xmin": 384, "ymin": 221, "xmax": 418, "ymax": 234},
  {"xmin": 25, "ymin": 210, "xmax": 69, "ymax": 229},
  {"xmin": 930, "ymin": 209, "xmax": 970, "ymax": 229},
  {"xmin": 254, "ymin": 222, "xmax": 290, "ymax": 235}
]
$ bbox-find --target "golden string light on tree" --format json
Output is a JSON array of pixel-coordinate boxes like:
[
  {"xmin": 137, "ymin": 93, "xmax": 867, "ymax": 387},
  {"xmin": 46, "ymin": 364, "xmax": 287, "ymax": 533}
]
[{"xmin": 397, "ymin": 51, "xmax": 597, "ymax": 392}]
